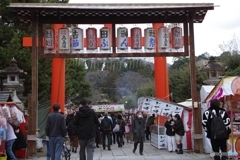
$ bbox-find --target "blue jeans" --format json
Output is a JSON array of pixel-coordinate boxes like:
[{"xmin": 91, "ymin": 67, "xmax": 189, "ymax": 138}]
[
  {"xmin": 6, "ymin": 139, "xmax": 17, "ymax": 160},
  {"xmin": 79, "ymin": 138, "xmax": 95, "ymax": 160},
  {"xmin": 49, "ymin": 137, "xmax": 64, "ymax": 160}
]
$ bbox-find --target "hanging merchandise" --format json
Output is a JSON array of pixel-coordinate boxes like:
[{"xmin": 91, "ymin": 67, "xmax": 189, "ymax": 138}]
[
  {"xmin": 144, "ymin": 28, "xmax": 155, "ymax": 50},
  {"xmin": 158, "ymin": 26, "xmax": 170, "ymax": 49},
  {"xmin": 117, "ymin": 27, "xmax": 128, "ymax": 51},
  {"xmin": 86, "ymin": 28, "xmax": 97, "ymax": 51},
  {"xmin": 171, "ymin": 26, "xmax": 183, "ymax": 49},
  {"xmin": 58, "ymin": 28, "xmax": 70, "ymax": 53},
  {"xmin": 100, "ymin": 27, "xmax": 111, "ymax": 51},
  {"xmin": 44, "ymin": 28, "xmax": 55, "ymax": 54},
  {"xmin": 131, "ymin": 27, "xmax": 142, "ymax": 51},
  {"xmin": 71, "ymin": 28, "xmax": 84, "ymax": 53}
]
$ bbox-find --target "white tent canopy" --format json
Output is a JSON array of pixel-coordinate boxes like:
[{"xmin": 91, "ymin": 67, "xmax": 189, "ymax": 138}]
[{"xmin": 200, "ymin": 85, "xmax": 215, "ymax": 153}]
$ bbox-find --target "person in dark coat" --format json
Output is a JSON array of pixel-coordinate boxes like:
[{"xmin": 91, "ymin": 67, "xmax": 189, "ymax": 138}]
[
  {"xmin": 73, "ymin": 99, "xmax": 100, "ymax": 160},
  {"xmin": 116, "ymin": 114, "xmax": 125, "ymax": 148},
  {"xmin": 100, "ymin": 112, "xmax": 113, "ymax": 150},
  {"xmin": 110, "ymin": 113, "xmax": 116, "ymax": 144},
  {"xmin": 164, "ymin": 114, "xmax": 176, "ymax": 152},
  {"xmin": 67, "ymin": 115, "xmax": 78, "ymax": 153},
  {"xmin": 132, "ymin": 111, "xmax": 145, "ymax": 155},
  {"xmin": 45, "ymin": 104, "xmax": 67, "ymax": 160},
  {"xmin": 202, "ymin": 99, "xmax": 231, "ymax": 160},
  {"xmin": 95, "ymin": 114, "xmax": 101, "ymax": 148},
  {"xmin": 146, "ymin": 114, "xmax": 155, "ymax": 140},
  {"xmin": 172, "ymin": 114, "xmax": 185, "ymax": 154}
]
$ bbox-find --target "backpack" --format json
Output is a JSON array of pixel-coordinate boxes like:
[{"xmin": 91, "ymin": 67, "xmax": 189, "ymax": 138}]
[
  {"xmin": 210, "ymin": 110, "xmax": 228, "ymax": 139},
  {"xmin": 102, "ymin": 118, "xmax": 111, "ymax": 131}
]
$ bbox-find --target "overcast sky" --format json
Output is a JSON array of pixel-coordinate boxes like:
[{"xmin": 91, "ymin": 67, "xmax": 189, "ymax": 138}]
[{"xmin": 68, "ymin": 0, "xmax": 240, "ymax": 62}]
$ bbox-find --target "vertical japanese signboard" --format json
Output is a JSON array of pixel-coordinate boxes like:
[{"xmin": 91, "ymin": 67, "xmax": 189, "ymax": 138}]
[
  {"xmin": 58, "ymin": 28, "xmax": 70, "ymax": 53},
  {"xmin": 117, "ymin": 27, "xmax": 128, "ymax": 51},
  {"xmin": 144, "ymin": 28, "xmax": 155, "ymax": 51},
  {"xmin": 44, "ymin": 28, "xmax": 55, "ymax": 54},
  {"xmin": 171, "ymin": 27, "xmax": 183, "ymax": 49},
  {"xmin": 72, "ymin": 28, "xmax": 83, "ymax": 54},
  {"xmin": 100, "ymin": 27, "xmax": 111, "ymax": 51},
  {"xmin": 158, "ymin": 26, "xmax": 170, "ymax": 50},
  {"xmin": 131, "ymin": 27, "xmax": 142, "ymax": 51}
]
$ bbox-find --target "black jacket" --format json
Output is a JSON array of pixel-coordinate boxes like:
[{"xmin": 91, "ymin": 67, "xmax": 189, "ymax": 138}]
[
  {"xmin": 202, "ymin": 107, "xmax": 231, "ymax": 139},
  {"xmin": 67, "ymin": 121, "xmax": 78, "ymax": 136},
  {"xmin": 73, "ymin": 105, "xmax": 100, "ymax": 139},
  {"xmin": 45, "ymin": 111, "xmax": 67, "ymax": 138},
  {"xmin": 172, "ymin": 119, "xmax": 185, "ymax": 136},
  {"xmin": 100, "ymin": 116, "xmax": 113, "ymax": 133},
  {"xmin": 164, "ymin": 119, "xmax": 175, "ymax": 136}
]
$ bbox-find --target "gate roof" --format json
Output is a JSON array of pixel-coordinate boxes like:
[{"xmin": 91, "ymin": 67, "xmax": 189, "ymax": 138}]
[{"xmin": 9, "ymin": 3, "xmax": 215, "ymax": 24}]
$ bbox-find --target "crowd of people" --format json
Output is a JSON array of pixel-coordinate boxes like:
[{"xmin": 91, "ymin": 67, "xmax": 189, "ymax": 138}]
[
  {"xmin": 44, "ymin": 98, "xmax": 231, "ymax": 160},
  {"xmin": 44, "ymin": 99, "xmax": 186, "ymax": 160}
]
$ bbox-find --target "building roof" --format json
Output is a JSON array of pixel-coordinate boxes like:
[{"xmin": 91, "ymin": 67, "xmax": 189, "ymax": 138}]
[
  {"xmin": 0, "ymin": 58, "xmax": 23, "ymax": 74},
  {"xmin": 200, "ymin": 57, "xmax": 225, "ymax": 72},
  {"xmin": 8, "ymin": 3, "xmax": 215, "ymax": 24},
  {"xmin": 0, "ymin": 91, "xmax": 12, "ymax": 102}
]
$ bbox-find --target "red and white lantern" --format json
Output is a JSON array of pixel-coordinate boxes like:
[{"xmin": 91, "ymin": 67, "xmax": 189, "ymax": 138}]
[
  {"xmin": 171, "ymin": 27, "xmax": 183, "ymax": 49},
  {"xmin": 44, "ymin": 28, "xmax": 55, "ymax": 54},
  {"xmin": 144, "ymin": 28, "xmax": 155, "ymax": 50},
  {"xmin": 71, "ymin": 28, "xmax": 83, "ymax": 53},
  {"xmin": 86, "ymin": 28, "xmax": 97, "ymax": 50},
  {"xmin": 117, "ymin": 27, "xmax": 128, "ymax": 50},
  {"xmin": 58, "ymin": 28, "xmax": 70, "ymax": 53},
  {"xmin": 158, "ymin": 26, "xmax": 170, "ymax": 49},
  {"xmin": 100, "ymin": 27, "xmax": 111, "ymax": 50},
  {"xmin": 131, "ymin": 27, "xmax": 142, "ymax": 49}
]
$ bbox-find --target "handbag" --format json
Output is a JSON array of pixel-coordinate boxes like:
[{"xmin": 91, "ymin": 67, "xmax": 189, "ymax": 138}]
[{"xmin": 113, "ymin": 124, "xmax": 120, "ymax": 132}]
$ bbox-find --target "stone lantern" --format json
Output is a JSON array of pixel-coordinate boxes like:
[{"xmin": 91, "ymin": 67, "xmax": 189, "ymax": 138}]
[
  {"xmin": 200, "ymin": 56, "xmax": 224, "ymax": 85},
  {"xmin": 0, "ymin": 57, "xmax": 26, "ymax": 110}
]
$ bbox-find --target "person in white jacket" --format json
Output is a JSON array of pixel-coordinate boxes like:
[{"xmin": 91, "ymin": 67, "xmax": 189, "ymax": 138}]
[{"xmin": 6, "ymin": 123, "xmax": 17, "ymax": 160}]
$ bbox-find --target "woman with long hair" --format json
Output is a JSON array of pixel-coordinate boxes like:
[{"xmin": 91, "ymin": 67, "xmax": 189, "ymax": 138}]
[
  {"xmin": 172, "ymin": 114, "xmax": 185, "ymax": 154},
  {"xmin": 164, "ymin": 114, "xmax": 176, "ymax": 152}
]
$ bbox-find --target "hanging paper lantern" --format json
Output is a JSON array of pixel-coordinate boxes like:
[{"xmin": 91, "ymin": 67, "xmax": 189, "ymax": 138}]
[
  {"xmin": 158, "ymin": 26, "xmax": 170, "ymax": 49},
  {"xmin": 71, "ymin": 28, "xmax": 83, "ymax": 53},
  {"xmin": 131, "ymin": 27, "xmax": 142, "ymax": 49},
  {"xmin": 86, "ymin": 28, "xmax": 97, "ymax": 50},
  {"xmin": 44, "ymin": 28, "xmax": 55, "ymax": 53},
  {"xmin": 171, "ymin": 27, "xmax": 183, "ymax": 49},
  {"xmin": 117, "ymin": 27, "xmax": 128, "ymax": 50},
  {"xmin": 144, "ymin": 28, "xmax": 155, "ymax": 50},
  {"xmin": 58, "ymin": 28, "xmax": 70, "ymax": 53},
  {"xmin": 100, "ymin": 27, "xmax": 111, "ymax": 50}
]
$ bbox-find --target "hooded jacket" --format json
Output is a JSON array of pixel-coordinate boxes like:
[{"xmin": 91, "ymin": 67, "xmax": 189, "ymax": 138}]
[
  {"xmin": 73, "ymin": 105, "xmax": 100, "ymax": 139},
  {"xmin": 202, "ymin": 107, "xmax": 231, "ymax": 139}
]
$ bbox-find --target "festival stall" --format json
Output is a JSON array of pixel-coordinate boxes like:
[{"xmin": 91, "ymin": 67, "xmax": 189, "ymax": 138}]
[
  {"xmin": 0, "ymin": 102, "xmax": 26, "ymax": 158},
  {"xmin": 138, "ymin": 97, "xmax": 193, "ymax": 150},
  {"xmin": 204, "ymin": 76, "xmax": 240, "ymax": 158},
  {"xmin": 89, "ymin": 104, "xmax": 125, "ymax": 114}
]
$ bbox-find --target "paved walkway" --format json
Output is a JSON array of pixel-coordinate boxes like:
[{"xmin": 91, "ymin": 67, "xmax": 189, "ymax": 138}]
[{"xmin": 27, "ymin": 140, "xmax": 212, "ymax": 160}]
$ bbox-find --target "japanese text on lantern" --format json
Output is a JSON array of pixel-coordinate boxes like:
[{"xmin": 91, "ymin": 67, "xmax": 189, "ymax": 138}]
[
  {"xmin": 173, "ymin": 29, "xmax": 182, "ymax": 47},
  {"xmin": 88, "ymin": 29, "xmax": 95, "ymax": 49},
  {"xmin": 60, "ymin": 29, "xmax": 67, "ymax": 49},
  {"xmin": 100, "ymin": 30, "xmax": 109, "ymax": 48},
  {"xmin": 148, "ymin": 29, "xmax": 155, "ymax": 48},
  {"xmin": 120, "ymin": 30, "xmax": 127, "ymax": 47},
  {"xmin": 72, "ymin": 29, "xmax": 79, "ymax": 48},
  {"xmin": 134, "ymin": 29, "xmax": 140, "ymax": 48},
  {"xmin": 163, "ymin": 28, "xmax": 168, "ymax": 47},
  {"xmin": 45, "ymin": 29, "xmax": 54, "ymax": 49}
]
